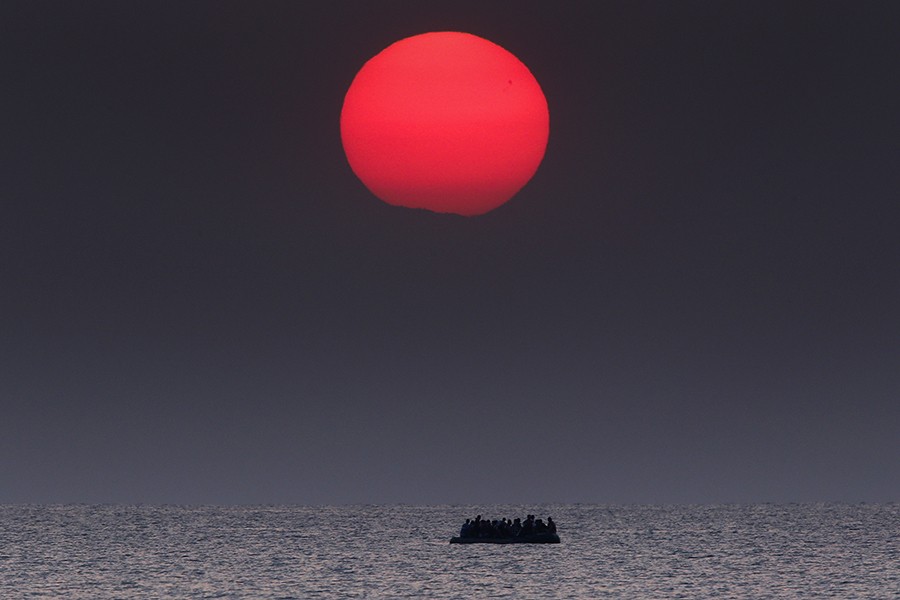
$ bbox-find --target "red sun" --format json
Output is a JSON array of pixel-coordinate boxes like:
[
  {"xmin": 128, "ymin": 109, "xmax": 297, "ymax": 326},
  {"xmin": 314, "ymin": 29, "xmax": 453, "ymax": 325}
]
[{"xmin": 340, "ymin": 32, "xmax": 549, "ymax": 216}]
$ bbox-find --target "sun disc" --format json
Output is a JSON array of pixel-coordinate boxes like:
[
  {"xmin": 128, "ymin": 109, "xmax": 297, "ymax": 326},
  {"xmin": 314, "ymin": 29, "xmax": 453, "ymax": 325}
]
[{"xmin": 340, "ymin": 32, "xmax": 549, "ymax": 216}]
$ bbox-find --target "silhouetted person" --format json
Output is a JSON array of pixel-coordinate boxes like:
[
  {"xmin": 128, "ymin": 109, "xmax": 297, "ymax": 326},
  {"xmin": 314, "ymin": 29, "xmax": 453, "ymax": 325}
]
[
  {"xmin": 488, "ymin": 520, "xmax": 500, "ymax": 537},
  {"xmin": 511, "ymin": 518, "xmax": 522, "ymax": 537},
  {"xmin": 547, "ymin": 516, "xmax": 556, "ymax": 534},
  {"xmin": 521, "ymin": 515, "xmax": 534, "ymax": 536},
  {"xmin": 460, "ymin": 518, "xmax": 471, "ymax": 537}
]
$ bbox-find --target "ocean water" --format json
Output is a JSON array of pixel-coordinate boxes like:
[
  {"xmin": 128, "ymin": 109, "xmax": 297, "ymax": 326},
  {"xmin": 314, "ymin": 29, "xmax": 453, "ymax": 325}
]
[{"xmin": 0, "ymin": 504, "xmax": 896, "ymax": 598}]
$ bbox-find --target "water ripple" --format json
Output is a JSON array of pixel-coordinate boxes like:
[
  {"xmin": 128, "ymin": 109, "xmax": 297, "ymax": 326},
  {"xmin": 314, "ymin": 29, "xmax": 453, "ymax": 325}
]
[{"xmin": 0, "ymin": 504, "xmax": 896, "ymax": 598}]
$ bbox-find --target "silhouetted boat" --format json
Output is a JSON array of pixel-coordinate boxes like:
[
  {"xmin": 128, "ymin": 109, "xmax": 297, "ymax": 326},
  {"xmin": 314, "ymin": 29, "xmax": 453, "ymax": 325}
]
[{"xmin": 449, "ymin": 532, "xmax": 560, "ymax": 544}]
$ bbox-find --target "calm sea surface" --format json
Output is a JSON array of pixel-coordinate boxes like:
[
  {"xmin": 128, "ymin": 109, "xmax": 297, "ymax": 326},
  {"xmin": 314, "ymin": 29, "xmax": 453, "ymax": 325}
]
[{"xmin": 0, "ymin": 504, "xmax": 896, "ymax": 598}]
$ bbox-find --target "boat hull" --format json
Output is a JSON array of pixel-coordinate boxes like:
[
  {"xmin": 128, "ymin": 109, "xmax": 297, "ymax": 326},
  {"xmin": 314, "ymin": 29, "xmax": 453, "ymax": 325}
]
[{"xmin": 449, "ymin": 533, "xmax": 560, "ymax": 544}]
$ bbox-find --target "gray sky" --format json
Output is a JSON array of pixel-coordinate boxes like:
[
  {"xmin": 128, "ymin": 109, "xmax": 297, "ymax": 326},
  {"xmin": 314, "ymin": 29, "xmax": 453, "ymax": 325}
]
[{"xmin": 2, "ymin": 1, "xmax": 898, "ymax": 504}]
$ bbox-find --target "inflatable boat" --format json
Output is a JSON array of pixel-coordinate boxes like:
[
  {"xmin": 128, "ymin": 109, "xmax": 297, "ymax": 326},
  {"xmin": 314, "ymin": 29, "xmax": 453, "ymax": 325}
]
[{"xmin": 449, "ymin": 532, "xmax": 560, "ymax": 544}]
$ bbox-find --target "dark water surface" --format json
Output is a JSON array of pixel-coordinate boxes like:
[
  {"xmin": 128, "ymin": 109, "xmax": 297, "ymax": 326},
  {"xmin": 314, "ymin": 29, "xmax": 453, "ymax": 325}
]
[{"xmin": 1, "ymin": 504, "xmax": 897, "ymax": 598}]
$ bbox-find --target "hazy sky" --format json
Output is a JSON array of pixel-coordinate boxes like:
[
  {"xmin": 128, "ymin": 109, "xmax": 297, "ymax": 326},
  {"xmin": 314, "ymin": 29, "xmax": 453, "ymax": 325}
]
[{"xmin": 2, "ymin": 1, "xmax": 897, "ymax": 504}]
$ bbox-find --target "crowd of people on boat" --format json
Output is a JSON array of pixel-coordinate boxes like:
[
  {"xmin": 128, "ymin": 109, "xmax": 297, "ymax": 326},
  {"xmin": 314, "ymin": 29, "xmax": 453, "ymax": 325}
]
[{"xmin": 457, "ymin": 514, "xmax": 557, "ymax": 539}]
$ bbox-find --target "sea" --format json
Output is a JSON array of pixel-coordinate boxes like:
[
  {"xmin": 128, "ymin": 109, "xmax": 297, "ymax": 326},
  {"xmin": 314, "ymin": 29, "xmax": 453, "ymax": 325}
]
[{"xmin": 0, "ymin": 503, "xmax": 896, "ymax": 598}]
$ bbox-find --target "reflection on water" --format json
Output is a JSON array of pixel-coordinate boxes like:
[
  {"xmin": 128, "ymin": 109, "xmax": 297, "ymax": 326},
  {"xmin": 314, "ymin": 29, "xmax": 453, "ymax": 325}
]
[{"xmin": 0, "ymin": 504, "xmax": 896, "ymax": 598}]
